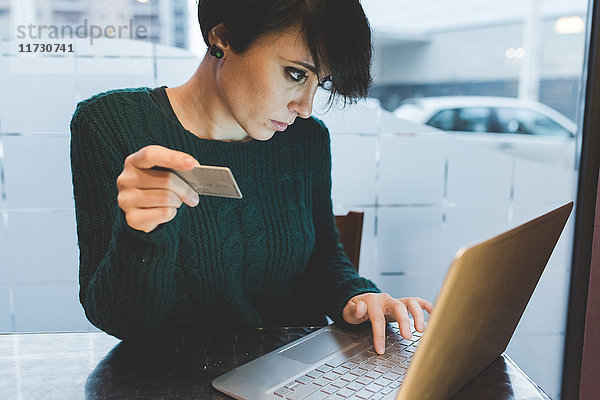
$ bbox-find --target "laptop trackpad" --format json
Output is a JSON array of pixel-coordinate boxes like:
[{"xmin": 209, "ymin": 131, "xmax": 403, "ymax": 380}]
[{"xmin": 278, "ymin": 329, "xmax": 358, "ymax": 364}]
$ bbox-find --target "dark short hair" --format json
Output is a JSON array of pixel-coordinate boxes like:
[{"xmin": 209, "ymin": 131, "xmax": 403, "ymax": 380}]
[{"xmin": 198, "ymin": 0, "xmax": 373, "ymax": 105}]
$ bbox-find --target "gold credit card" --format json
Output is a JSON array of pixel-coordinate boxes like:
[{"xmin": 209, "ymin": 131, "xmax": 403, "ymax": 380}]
[{"xmin": 152, "ymin": 165, "xmax": 243, "ymax": 199}]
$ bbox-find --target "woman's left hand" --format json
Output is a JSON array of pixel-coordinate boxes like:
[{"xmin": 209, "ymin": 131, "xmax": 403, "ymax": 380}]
[{"xmin": 342, "ymin": 293, "xmax": 434, "ymax": 354}]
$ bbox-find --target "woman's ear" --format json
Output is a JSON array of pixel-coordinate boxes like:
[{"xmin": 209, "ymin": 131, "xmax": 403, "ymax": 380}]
[{"xmin": 208, "ymin": 23, "xmax": 230, "ymax": 51}]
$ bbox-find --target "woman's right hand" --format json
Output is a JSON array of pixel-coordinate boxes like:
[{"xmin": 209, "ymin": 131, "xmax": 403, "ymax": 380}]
[{"xmin": 117, "ymin": 145, "xmax": 201, "ymax": 233}]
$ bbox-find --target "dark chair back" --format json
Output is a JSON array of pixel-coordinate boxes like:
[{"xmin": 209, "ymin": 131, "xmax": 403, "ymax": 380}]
[{"xmin": 334, "ymin": 211, "xmax": 364, "ymax": 272}]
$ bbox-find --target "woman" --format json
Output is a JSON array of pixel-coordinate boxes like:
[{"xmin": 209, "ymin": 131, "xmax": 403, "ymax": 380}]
[{"xmin": 70, "ymin": 0, "xmax": 432, "ymax": 355}]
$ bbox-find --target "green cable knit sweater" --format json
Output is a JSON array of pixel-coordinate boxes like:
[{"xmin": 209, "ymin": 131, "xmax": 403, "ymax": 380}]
[{"xmin": 69, "ymin": 87, "xmax": 380, "ymax": 340}]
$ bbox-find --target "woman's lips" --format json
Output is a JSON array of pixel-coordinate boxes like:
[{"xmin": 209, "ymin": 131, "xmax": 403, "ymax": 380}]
[{"xmin": 271, "ymin": 120, "xmax": 289, "ymax": 131}]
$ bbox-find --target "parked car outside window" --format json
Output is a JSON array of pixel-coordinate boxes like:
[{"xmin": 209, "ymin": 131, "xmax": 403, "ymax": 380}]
[{"xmin": 394, "ymin": 96, "xmax": 577, "ymax": 168}]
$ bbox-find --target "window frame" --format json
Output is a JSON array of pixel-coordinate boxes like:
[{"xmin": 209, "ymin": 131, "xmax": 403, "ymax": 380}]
[{"xmin": 562, "ymin": 0, "xmax": 600, "ymax": 397}]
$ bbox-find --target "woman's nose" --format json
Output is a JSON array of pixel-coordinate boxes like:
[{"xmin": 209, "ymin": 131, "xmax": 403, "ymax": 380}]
[{"xmin": 289, "ymin": 86, "xmax": 316, "ymax": 118}]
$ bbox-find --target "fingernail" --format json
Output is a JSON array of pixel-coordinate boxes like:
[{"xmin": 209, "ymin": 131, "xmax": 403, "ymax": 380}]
[{"xmin": 191, "ymin": 195, "xmax": 199, "ymax": 206}]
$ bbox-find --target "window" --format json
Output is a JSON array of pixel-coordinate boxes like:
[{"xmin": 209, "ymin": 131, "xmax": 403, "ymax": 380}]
[
  {"xmin": 453, "ymin": 107, "xmax": 492, "ymax": 132},
  {"xmin": 427, "ymin": 109, "xmax": 455, "ymax": 131},
  {"xmin": 495, "ymin": 108, "xmax": 573, "ymax": 137}
]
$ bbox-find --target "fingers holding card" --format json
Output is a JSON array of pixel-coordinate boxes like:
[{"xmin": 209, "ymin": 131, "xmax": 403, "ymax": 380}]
[{"xmin": 155, "ymin": 166, "xmax": 243, "ymax": 199}]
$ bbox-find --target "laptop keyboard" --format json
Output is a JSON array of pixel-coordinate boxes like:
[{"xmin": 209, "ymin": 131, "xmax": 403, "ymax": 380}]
[{"xmin": 274, "ymin": 327, "xmax": 422, "ymax": 400}]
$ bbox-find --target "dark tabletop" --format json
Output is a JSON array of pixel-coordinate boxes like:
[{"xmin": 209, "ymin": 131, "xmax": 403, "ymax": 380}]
[{"xmin": 0, "ymin": 327, "xmax": 550, "ymax": 400}]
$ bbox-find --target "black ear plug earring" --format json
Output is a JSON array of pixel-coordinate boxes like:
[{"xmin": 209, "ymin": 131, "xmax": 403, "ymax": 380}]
[{"xmin": 209, "ymin": 44, "xmax": 224, "ymax": 59}]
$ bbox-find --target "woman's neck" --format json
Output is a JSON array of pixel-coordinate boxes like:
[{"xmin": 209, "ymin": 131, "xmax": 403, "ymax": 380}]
[{"xmin": 165, "ymin": 55, "xmax": 251, "ymax": 142}]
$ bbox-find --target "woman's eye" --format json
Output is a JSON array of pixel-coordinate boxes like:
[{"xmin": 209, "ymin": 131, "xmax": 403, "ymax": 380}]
[{"xmin": 286, "ymin": 68, "xmax": 308, "ymax": 83}]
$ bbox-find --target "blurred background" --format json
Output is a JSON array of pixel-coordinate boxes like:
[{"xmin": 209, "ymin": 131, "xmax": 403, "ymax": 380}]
[{"xmin": 0, "ymin": 0, "xmax": 591, "ymax": 398}]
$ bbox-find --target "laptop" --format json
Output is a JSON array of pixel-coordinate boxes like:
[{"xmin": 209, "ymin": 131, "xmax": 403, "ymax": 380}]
[{"xmin": 213, "ymin": 202, "xmax": 573, "ymax": 400}]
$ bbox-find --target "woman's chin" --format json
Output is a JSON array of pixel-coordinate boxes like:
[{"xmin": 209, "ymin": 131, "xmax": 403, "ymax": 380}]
[{"xmin": 250, "ymin": 129, "xmax": 276, "ymax": 141}]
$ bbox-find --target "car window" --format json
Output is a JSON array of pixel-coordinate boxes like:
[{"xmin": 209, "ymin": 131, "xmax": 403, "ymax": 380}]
[
  {"xmin": 453, "ymin": 107, "xmax": 492, "ymax": 132},
  {"xmin": 495, "ymin": 107, "xmax": 572, "ymax": 137},
  {"xmin": 427, "ymin": 109, "xmax": 455, "ymax": 130}
]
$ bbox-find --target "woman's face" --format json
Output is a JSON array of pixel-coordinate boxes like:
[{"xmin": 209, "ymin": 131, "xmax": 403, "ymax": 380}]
[{"xmin": 214, "ymin": 25, "xmax": 328, "ymax": 141}]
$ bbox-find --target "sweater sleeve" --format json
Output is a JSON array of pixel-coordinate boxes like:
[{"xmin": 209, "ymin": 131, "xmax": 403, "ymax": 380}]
[
  {"xmin": 305, "ymin": 119, "xmax": 381, "ymax": 329},
  {"xmin": 70, "ymin": 101, "xmax": 182, "ymax": 340}
]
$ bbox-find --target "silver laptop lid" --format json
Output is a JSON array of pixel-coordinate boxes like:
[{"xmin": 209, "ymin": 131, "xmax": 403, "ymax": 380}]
[{"xmin": 397, "ymin": 202, "xmax": 573, "ymax": 400}]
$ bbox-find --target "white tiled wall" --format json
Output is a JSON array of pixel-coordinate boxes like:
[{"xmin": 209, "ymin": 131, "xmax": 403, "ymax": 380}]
[
  {"xmin": 313, "ymin": 99, "xmax": 380, "ymax": 135},
  {"xmin": 156, "ymin": 57, "xmax": 200, "ymax": 88},
  {"xmin": 513, "ymin": 158, "xmax": 578, "ymax": 204},
  {"xmin": 0, "ymin": 287, "xmax": 10, "ymax": 332},
  {"xmin": 4, "ymin": 210, "xmax": 78, "ymax": 285},
  {"xmin": 0, "ymin": 38, "xmax": 578, "ymax": 398},
  {"xmin": 0, "ymin": 71, "xmax": 78, "ymax": 133},
  {"xmin": 377, "ymin": 206, "xmax": 447, "ymax": 272},
  {"xmin": 76, "ymin": 71, "xmax": 155, "ymax": 102},
  {"xmin": 446, "ymin": 137, "xmax": 514, "ymax": 204},
  {"xmin": 0, "ymin": 210, "xmax": 7, "ymax": 285},
  {"xmin": 2, "ymin": 136, "xmax": 74, "ymax": 209},
  {"xmin": 8, "ymin": 51, "xmax": 77, "ymax": 74},
  {"xmin": 11, "ymin": 284, "xmax": 93, "ymax": 333},
  {"xmin": 378, "ymin": 135, "xmax": 446, "ymax": 205},
  {"xmin": 330, "ymin": 135, "xmax": 377, "ymax": 206}
]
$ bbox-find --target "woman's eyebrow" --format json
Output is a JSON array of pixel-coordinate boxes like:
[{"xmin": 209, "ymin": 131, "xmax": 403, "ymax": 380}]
[{"xmin": 288, "ymin": 60, "xmax": 317, "ymax": 74}]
